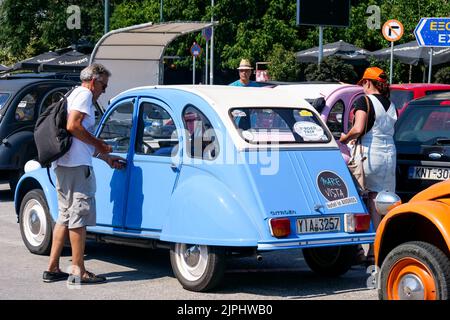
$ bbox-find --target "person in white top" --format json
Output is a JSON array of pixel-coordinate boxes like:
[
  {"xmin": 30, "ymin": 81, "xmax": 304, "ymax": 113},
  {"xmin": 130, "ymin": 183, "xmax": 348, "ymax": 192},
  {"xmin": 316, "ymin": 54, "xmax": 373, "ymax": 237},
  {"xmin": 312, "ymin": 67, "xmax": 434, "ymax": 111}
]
[
  {"xmin": 340, "ymin": 67, "xmax": 397, "ymax": 266},
  {"xmin": 43, "ymin": 63, "xmax": 125, "ymax": 285}
]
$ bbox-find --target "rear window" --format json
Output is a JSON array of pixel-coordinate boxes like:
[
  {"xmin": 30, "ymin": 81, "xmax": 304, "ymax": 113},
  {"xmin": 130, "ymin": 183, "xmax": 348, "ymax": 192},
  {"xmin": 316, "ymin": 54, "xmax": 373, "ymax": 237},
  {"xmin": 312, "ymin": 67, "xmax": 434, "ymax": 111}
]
[
  {"xmin": 390, "ymin": 89, "xmax": 414, "ymax": 110},
  {"xmin": 395, "ymin": 105, "xmax": 450, "ymax": 144},
  {"xmin": 230, "ymin": 107, "xmax": 331, "ymax": 144}
]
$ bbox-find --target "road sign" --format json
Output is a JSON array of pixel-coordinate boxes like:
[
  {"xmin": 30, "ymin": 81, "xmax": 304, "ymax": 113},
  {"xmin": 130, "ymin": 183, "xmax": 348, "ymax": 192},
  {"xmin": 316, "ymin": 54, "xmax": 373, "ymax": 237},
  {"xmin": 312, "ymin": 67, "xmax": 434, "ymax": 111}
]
[
  {"xmin": 202, "ymin": 28, "xmax": 212, "ymax": 42},
  {"xmin": 382, "ymin": 19, "xmax": 404, "ymax": 42},
  {"xmin": 190, "ymin": 42, "xmax": 202, "ymax": 57},
  {"xmin": 414, "ymin": 18, "xmax": 450, "ymax": 47}
]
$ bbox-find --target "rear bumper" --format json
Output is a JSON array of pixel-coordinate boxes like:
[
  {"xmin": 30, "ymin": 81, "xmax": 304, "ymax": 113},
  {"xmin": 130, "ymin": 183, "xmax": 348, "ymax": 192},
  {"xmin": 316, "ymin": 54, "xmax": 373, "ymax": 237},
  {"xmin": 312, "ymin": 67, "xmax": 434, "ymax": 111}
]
[{"xmin": 257, "ymin": 232, "xmax": 375, "ymax": 251}]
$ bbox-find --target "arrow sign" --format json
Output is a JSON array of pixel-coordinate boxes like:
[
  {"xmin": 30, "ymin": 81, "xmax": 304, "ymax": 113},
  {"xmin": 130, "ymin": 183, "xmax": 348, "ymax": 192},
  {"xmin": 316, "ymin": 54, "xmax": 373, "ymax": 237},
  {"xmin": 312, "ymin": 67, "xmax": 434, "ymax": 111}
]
[
  {"xmin": 382, "ymin": 19, "xmax": 404, "ymax": 42},
  {"xmin": 415, "ymin": 17, "xmax": 450, "ymax": 47}
]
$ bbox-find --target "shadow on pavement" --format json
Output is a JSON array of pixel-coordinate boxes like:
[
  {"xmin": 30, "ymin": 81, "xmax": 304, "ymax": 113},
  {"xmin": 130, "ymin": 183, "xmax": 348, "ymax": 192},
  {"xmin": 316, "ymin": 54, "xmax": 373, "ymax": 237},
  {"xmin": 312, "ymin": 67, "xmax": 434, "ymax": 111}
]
[{"xmin": 79, "ymin": 241, "xmax": 373, "ymax": 297}]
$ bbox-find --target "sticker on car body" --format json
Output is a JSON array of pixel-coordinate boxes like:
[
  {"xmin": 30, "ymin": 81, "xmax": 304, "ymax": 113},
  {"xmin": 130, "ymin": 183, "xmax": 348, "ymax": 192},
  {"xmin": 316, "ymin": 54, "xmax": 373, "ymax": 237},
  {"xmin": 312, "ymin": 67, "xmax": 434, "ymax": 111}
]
[{"xmin": 316, "ymin": 171, "xmax": 358, "ymax": 209}]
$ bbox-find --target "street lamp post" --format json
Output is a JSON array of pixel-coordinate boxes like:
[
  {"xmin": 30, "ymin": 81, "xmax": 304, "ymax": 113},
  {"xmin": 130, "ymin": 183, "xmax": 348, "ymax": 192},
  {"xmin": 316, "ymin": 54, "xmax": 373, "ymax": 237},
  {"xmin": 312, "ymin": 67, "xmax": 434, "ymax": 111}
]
[
  {"xmin": 210, "ymin": 0, "xmax": 214, "ymax": 85},
  {"xmin": 104, "ymin": 0, "xmax": 110, "ymax": 34}
]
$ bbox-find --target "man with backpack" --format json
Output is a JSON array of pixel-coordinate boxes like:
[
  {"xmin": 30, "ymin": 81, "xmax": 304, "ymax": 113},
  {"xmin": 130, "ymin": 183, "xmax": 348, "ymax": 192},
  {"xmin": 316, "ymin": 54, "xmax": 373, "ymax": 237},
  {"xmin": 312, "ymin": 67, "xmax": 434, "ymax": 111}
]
[{"xmin": 43, "ymin": 63, "xmax": 125, "ymax": 285}]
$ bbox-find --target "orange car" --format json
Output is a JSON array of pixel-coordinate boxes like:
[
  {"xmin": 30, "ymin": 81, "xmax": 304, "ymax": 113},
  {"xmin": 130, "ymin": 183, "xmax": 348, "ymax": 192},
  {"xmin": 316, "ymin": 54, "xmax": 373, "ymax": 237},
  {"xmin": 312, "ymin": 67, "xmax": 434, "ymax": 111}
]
[{"xmin": 374, "ymin": 180, "xmax": 450, "ymax": 300}]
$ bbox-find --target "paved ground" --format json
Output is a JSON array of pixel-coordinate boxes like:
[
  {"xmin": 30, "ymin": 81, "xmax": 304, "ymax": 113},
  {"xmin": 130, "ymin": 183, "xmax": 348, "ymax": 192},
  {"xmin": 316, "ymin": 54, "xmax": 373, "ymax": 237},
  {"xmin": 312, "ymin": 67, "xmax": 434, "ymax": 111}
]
[{"xmin": 0, "ymin": 183, "xmax": 377, "ymax": 300}]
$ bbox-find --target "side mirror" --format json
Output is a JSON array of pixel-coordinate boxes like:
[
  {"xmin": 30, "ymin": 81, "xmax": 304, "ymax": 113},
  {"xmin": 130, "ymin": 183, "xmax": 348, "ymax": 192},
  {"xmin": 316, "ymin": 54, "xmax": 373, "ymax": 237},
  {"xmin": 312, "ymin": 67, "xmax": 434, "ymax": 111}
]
[{"xmin": 374, "ymin": 191, "xmax": 402, "ymax": 215}]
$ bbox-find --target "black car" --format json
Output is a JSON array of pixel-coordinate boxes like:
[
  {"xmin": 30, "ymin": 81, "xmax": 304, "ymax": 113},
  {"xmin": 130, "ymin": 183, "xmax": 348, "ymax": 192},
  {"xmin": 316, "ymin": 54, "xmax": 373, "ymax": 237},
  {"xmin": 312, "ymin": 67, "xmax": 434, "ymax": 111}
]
[
  {"xmin": 395, "ymin": 92, "xmax": 450, "ymax": 202},
  {"xmin": 0, "ymin": 74, "xmax": 79, "ymax": 191}
]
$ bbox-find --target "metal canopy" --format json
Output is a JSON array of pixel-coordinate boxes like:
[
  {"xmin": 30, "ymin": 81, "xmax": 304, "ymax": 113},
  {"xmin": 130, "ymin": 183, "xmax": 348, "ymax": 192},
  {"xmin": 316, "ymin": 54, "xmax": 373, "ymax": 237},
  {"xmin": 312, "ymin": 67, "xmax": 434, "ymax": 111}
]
[{"xmin": 90, "ymin": 21, "xmax": 216, "ymax": 107}]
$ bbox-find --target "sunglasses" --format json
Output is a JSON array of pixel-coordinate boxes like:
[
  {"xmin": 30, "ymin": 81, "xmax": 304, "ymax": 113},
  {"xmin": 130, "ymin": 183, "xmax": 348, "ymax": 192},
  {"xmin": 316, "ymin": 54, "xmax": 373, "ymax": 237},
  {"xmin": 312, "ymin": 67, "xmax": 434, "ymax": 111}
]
[{"xmin": 96, "ymin": 79, "xmax": 108, "ymax": 90}]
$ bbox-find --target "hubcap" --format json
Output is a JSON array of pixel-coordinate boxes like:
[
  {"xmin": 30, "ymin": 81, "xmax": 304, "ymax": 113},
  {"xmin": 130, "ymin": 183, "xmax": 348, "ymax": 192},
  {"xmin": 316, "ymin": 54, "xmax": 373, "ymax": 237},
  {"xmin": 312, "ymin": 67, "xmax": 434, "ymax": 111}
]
[
  {"xmin": 175, "ymin": 243, "xmax": 208, "ymax": 281},
  {"xmin": 398, "ymin": 274, "xmax": 425, "ymax": 300},
  {"xmin": 387, "ymin": 257, "xmax": 437, "ymax": 300},
  {"xmin": 22, "ymin": 199, "xmax": 47, "ymax": 247}
]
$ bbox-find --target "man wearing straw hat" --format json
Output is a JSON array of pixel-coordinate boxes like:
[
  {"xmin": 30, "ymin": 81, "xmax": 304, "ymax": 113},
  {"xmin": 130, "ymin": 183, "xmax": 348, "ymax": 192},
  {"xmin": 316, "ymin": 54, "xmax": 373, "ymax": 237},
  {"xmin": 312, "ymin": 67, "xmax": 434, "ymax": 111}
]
[{"xmin": 229, "ymin": 59, "xmax": 261, "ymax": 87}]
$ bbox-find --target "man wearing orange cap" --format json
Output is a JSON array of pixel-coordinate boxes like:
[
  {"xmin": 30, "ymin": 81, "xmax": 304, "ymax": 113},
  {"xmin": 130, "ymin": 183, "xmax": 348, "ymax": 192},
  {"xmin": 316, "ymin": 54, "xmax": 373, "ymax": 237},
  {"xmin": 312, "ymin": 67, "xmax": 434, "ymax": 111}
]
[
  {"xmin": 229, "ymin": 59, "xmax": 262, "ymax": 87},
  {"xmin": 340, "ymin": 66, "xmax": 397, "ymax": 266}
]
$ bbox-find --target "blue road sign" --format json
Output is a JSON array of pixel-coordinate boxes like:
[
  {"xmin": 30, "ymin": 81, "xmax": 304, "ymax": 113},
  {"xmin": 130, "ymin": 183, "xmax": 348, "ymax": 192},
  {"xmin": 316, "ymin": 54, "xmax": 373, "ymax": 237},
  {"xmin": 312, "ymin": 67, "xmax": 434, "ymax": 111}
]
[
  {"xmin": 190, "ymin": 42, "xmax": 202, "ymax": 57},
  {"xmin": 414, "ymin": 18, "xmax": 450, "ymax": 47},
  {"xmin": 202, "ymin": 28, "xmax": 212, "ymax": 42}
]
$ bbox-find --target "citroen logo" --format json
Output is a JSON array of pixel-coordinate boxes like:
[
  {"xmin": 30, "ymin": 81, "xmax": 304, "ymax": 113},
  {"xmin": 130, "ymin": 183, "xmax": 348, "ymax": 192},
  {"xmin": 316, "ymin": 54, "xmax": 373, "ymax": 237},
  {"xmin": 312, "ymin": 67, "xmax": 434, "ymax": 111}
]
[{"xmin": 428, "ymin": 153, "xmax": 442, "ymax": 160}]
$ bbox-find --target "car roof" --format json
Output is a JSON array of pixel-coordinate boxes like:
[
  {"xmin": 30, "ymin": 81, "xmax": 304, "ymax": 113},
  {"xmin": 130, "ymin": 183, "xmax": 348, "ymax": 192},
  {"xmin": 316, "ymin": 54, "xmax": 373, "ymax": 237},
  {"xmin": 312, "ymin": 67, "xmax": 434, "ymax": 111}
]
[
  {"xmin": 408, "ymin": 91, "xmax": 450, "ymax": 105},
  {"xmin": 391, "ymin": 83, "xmax": 450, "ymax": 90},
  {"xmin": 0, "ymin": 78, "xmax": 76, "ymax": 93},
  {"xmin": 270, "ymin": 83, "xmax": 359, "ymax": 99},
  {"xmin": 112, "ymin": 85, "xmax": 338, "ymax": 151},
  {"xmin": 116, "ymin": 85, "xmax": 314, "ymax": 110}
]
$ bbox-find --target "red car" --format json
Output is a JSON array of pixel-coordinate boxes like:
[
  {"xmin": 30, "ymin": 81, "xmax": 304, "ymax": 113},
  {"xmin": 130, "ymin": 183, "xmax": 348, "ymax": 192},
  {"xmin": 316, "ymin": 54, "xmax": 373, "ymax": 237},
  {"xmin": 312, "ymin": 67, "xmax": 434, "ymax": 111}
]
[{"xmin": 390, "ymin": 84, "xmax": 450, "ymax": 117}]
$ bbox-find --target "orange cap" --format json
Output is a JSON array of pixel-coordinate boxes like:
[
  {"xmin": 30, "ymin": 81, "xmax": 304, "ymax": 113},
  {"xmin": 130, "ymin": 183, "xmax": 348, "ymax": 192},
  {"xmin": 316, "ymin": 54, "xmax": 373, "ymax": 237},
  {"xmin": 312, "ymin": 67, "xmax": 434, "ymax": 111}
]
[{"xmin": 357, "ymin": 67, "xmax": 387, "ymax": 85}]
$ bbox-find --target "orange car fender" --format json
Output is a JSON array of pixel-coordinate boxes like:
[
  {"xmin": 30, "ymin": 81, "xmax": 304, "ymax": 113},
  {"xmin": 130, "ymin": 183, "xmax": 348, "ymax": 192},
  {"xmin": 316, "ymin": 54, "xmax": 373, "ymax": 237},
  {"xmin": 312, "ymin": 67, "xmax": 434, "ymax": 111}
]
[{"xmin": 374, "ymin": 200, "xmax": 450, "ymax": 265}]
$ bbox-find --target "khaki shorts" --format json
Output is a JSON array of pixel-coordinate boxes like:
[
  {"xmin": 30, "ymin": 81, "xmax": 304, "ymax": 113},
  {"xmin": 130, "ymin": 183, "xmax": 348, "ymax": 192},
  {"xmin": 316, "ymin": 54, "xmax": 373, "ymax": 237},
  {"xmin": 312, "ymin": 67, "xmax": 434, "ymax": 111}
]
[{"xmin": 54, "ymin": 165, "xmax": 96, "ymax": 229}]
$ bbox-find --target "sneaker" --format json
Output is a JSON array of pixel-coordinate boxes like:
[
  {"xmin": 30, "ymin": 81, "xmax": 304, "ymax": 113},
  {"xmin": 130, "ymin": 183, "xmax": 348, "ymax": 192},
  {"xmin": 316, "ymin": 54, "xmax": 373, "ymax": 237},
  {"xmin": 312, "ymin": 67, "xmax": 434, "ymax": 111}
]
[
  {"xmin": 43, "ymin": 270, "xmax": 70, "ymax": 283},
  {"xmin": 67, "ymin": 271, "xmax": 106, "ymax": 285}
]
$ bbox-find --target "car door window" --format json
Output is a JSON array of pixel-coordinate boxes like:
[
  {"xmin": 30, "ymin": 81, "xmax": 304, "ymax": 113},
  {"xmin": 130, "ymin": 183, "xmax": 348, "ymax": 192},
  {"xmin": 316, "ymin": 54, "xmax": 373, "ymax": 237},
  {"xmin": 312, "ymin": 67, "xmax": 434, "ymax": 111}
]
[
  {"xmin": 39, "ymin": 88, "xmax": 69, "ymax": 114},
  {"xmin": 135, "ymin": 102, "xmax": 179, "ymax": 157},
  {"xmin": 15, "ymin": 91, "xmax": 38, "ymax": 122},
  {"xmin": 327, "ymin": 100, "xmax": 344, "ymax": 135},
  {"xmin": 183, "ymin": 105, "xmax": 219, "ymax": 160},
  {"xmin": 98, "ymin": 101, "xmax": 134, "ymax": 153}
]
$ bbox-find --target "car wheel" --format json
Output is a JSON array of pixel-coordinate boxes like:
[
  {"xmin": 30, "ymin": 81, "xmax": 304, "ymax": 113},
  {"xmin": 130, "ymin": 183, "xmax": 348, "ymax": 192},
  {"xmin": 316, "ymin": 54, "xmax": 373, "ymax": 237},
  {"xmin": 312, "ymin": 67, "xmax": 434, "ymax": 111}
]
[
  {"xmin": 170, "ymin": 243, "xmax": 226, "ymax": 292},
  {"xmin": 379, "ymin": 241, "xmax": 450, "ymax": 300},
  {"xmin": 19, "ymin": 189, "xmax": 53, "ymax": 255},
  {"xmin": 302, "ymin": 245, "xmax": 357, "ymax": 277}
]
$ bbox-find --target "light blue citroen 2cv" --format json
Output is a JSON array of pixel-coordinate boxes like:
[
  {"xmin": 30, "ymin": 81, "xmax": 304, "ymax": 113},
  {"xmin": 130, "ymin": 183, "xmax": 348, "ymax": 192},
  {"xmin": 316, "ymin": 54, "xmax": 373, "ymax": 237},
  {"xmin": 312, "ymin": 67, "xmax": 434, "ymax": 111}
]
[{"xmin": 15, "ymin": 85, "xmax": 374, "ymax": 291}]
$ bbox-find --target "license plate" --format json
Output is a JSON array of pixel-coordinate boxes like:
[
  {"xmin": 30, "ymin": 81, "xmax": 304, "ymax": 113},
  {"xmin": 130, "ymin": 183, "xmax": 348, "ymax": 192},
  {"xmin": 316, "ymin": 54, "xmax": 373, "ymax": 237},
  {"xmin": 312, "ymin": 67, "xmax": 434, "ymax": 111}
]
[
  {"xmin": 408, "ymin": 166, "xmax": 450, "ymax": 181},
  {"xmin": 297, "ymin": 216, "xmax": 341, "ymax": 234}
]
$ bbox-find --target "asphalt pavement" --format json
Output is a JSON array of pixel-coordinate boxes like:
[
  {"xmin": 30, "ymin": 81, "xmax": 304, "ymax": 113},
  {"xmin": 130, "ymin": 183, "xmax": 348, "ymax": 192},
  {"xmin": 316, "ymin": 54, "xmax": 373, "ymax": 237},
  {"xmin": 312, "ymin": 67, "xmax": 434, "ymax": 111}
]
[{"xmin": 0, "ymin": 183, "xmax": 377, "ymax": 300}]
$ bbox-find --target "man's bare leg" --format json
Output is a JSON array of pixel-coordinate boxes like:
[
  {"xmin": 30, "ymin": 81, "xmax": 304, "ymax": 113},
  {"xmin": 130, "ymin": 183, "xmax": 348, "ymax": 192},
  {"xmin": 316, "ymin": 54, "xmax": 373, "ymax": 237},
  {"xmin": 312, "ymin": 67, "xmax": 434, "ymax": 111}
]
[
  {"xmin": 69, "ymin": 226, "xmax": 87, "ymax": 276},
  {"xmin": 47, "ymin": 224, "xmax": 68, "ymax": 272}
]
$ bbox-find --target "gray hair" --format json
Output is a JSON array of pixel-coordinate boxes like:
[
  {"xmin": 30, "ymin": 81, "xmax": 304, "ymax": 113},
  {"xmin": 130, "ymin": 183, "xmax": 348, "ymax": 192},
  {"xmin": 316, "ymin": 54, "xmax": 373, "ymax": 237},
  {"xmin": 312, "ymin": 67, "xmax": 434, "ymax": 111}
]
[{"xmin": 80, "ymin": 63, "xmax": 111, "ymax": 82}]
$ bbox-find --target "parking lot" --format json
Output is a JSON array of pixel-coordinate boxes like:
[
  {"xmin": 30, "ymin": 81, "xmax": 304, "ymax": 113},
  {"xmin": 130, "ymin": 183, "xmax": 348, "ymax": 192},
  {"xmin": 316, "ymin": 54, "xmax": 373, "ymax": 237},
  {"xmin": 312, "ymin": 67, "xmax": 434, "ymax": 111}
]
[{"xmin": 0, "ymin": 183, "xmax": 376, "ymax": 300}]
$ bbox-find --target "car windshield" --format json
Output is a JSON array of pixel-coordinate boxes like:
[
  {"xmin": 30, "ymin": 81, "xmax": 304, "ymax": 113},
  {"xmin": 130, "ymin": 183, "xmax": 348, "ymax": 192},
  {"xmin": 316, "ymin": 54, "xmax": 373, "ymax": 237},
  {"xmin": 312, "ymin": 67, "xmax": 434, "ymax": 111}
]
[
  {"xmin": 390, "ymin": 89, "xmax": 414, "ymax": 110},
  {"xmin": 395, "ymin": 105, "xmax": 450, "ymax": 144},
  {"xmin": 230, "ymin": 107, "xmax": 331, "ymax": 144},
  {"xmin": 0, "ymin": 93, "xmax": 10, "ymax": 113}
]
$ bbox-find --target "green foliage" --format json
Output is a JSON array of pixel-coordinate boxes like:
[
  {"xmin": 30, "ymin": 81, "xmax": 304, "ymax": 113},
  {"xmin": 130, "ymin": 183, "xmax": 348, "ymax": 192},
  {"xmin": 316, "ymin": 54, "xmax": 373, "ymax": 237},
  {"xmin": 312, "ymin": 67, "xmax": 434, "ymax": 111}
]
[
  {"xmin": 0, "ymin": 0, "xmax": 449, "ymax": 84},
  {"xmin": 434, "ymin": 67, "xmax": 450, "ymax": 84},
  {"xmin": 267, "ymin": 44, "xmax": 300, "ymax": 81},
  {"xmin": 305, "ymin": 57, "xmax": 358, "ymax": 84}
]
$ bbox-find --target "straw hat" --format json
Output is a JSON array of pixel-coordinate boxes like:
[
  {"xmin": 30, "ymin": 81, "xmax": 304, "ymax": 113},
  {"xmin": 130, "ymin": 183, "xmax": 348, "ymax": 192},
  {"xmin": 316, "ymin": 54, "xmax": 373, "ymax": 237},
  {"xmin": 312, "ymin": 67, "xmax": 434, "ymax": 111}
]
[{"xmin": 237, "ymin": 59, "xmax": 253, "ymax": 70}]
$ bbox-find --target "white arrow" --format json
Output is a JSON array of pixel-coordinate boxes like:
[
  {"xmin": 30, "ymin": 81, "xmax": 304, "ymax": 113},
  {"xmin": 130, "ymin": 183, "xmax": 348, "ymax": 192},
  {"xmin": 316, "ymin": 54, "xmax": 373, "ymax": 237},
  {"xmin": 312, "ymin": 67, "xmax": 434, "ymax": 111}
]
[{"xmin": 415, "ymin": 18, "xmax": 427, "ymax": 46}]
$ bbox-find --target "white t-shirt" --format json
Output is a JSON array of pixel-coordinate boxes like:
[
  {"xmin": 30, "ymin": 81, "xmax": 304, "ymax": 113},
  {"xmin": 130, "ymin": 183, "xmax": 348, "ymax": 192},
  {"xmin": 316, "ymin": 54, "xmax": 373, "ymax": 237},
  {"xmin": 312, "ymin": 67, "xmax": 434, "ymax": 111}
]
[{"xmin": 54, "ymin": 86, "xmax": 96, "ymax": 167}]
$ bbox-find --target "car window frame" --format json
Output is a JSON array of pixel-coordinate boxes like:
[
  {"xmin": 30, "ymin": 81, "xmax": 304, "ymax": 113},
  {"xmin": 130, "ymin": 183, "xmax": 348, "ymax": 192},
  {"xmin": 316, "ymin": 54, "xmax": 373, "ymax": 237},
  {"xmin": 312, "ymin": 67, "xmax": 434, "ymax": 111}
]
[
  {"xmin": 134, "ymin": 99, "xmax": 180, "ymax": 158},
  {"xmin": 97, "ymin": 98, "xmax": 136, "ymax": 154},
  {"xmin": 326, "ymin": 99, "xmax": 345, "ymax": 136}
]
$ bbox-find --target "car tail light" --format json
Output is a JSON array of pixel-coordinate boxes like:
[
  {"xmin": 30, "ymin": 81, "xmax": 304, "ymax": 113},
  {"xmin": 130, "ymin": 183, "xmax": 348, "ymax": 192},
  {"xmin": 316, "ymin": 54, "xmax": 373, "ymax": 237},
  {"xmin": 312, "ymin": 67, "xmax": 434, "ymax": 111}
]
[
  {"xmin": 344, "ymin": 214, "xmax": 371, "ymax": 233},
  {"xmin": 269, "ymin": 218, "xmax": 291, "ymax": 238},
  {"xmin": 440, "ymin": 100, "xmax": 450, "ymax": 106}
]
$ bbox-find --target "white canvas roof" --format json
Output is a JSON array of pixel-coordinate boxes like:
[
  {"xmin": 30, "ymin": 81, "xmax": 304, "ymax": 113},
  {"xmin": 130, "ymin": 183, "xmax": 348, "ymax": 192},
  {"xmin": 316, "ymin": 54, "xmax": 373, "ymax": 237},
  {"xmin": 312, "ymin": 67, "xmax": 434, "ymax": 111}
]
[{"xmin": 90, "ymin": 21, "xmax": 215, "ymax": 107}]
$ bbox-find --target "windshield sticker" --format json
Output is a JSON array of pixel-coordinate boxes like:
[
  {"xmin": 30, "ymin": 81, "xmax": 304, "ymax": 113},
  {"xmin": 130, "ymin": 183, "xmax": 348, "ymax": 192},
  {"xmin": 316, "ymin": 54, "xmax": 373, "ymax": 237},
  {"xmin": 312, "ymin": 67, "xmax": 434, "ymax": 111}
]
[
  {"xmin": 232, "ymin": 110, "xmax": 247, "ymax": 117},
  {"xmin": 316, "ymin": 171, "xmax": 357, "ymax": 209},
  {"xmin": 299, "ymin": 110, "xmax": 313, "ymax": 117},
  {"xmin": 293, "ymin": 121, "xmax": 324, "ymax": 141},
  {"xmin": 241, "ymin": 130, "xmax": 254, "ymax": 141}
]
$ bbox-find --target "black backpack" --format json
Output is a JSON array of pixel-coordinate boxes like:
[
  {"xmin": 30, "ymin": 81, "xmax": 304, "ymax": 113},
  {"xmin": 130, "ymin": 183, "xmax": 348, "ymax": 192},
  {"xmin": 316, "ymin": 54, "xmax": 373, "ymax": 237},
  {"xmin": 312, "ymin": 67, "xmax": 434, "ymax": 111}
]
[{"xmin": 34, "ymin": 88, "xmax": 75, "ymax": 167}]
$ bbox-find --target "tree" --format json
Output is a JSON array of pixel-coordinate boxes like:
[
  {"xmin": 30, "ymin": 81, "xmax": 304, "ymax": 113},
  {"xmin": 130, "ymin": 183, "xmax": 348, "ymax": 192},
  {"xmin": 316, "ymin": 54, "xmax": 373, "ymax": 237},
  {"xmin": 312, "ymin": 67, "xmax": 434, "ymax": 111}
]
[
  {"xmin": 267, "ymin": 44, "xmax": 300, "ymax": 81},
  {"xmin": 434, "ymin": 67, "xmax": 450, "ymax": 84},
  {"xmin": 305, "ymin": 57, "xmax": 358, "ymax": 83}
]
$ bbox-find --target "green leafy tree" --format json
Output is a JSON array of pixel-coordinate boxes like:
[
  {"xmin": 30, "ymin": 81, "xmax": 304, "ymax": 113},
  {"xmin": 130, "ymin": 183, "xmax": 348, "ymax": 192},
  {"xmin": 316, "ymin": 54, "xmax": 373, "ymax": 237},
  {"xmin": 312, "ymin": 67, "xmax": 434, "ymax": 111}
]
[
  {"xmin": 434, "ymin": 66, "xmax": 450, "ymax": 84},
  {"xmin": 267, "ymin": 44, "xmax": 300, "ymax": 81},
  {"xmin": 305, "ymin": 57, "xmax": 358, "ymax": 83}
]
